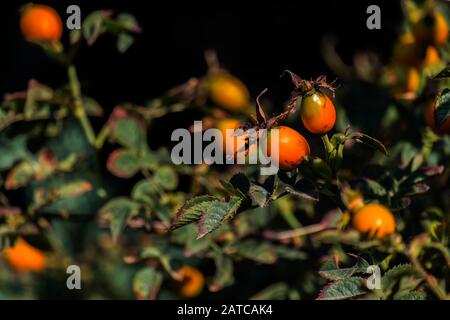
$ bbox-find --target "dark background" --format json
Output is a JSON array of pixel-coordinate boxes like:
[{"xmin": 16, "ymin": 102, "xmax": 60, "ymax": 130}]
[{"xmin": 1, "ymin": 0, "xmax": 403, "ymax": 109}]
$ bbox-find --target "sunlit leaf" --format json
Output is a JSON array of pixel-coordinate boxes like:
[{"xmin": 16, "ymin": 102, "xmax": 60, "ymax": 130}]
[
  {"xmin": 107, "ymin": 149, "xmax": 140, "ymax": 178},
  {"xmin": 170, "ymin": 195, "xmax": 219, "ymax": 230},
  {"xmin": 317, "ymin": 277, "xmax": 367, "ymax": 300},
  {"xmin": 197, "ymin": 196, "xmax": 243, "ymax": 239}
]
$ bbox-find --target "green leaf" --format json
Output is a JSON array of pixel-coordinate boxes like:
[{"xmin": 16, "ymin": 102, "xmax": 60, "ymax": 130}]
[
  {"xmin": 24, "ymin": 80, "xmax": 53, "ymax": 119},
  {"xmin": 319, "ymin": 257, "xmax": 369, "ymax": 281},
  {"xmin": 5, "ymin": 161, "xmax": 34, "ymax": 190},
  {"xmin": 234, "ymin": 240, "xmax": 277, "ymax": 264},
  {"xmin": 401, "ymin": 165, "xmax": 444, "ymax": 187},
  {"xmin": 0, "ymin": 135, "xmax": 29, "ymax": 171},
  {"xmin": 154, "ymin": 166, "xmax": 178, "ymax": 191},
  {"xmin": 117, "ymin": 32, "xmax": 134, "ymax": 53},
  {"xmin": 131, "ymin": 179, "xmax": 159, "ymax": 206},
  {"xmin": 433, "ymin": 64, "xmax": 450, "ymax": 79},
  {"xmin": 250, "ymin": 282, "xmax": 289, "ymax": 300},
  {"xmin": 249, "ymin": 183, "xmax": 270, "ymax": 207},
  {"xmin": 395, "ymin": 276, "xmax": 423, "ymax": 298},
  {"xmin": 229, "ymin": 173, "xmax": 250, "ymax": 194},
  {"xmin": 82, "ymin": 96, "xmax": 103, "ymax": 116},
  {"xmin": 435, "ymin": 88, "xmax": 450, "ymax": 127},
  {"xmin": 111, "ymin": 117, "xmax": 146, "ymax": 150},
  {"xmin": 140, "ymin": 246, "xmax": 163, "ymax": 259},
  {"xmin": 351, "ymin": 132, "xmax": 388, "ymax": 156},
  {"xmin": 197, "ymin": 197, "xmax": 243, "ymax": 239},
  {"xmin": 317, "ymin": 277, "xmax": 367, "ymax": 300},
  {"xmin": 363, "ymin": 178, "xmax": 387, "ymax": 196},
  {"xmin": 140, "ymin": 245, "xmax": 177, "ymax": 278},
  {"xmin": 82, "ymin": 10, "xmax": 110, "ymax": 45},
  {"xmin": 110, "ymin": 209, "xmax": 128, "ymax": 243},
  {"xmin": 185, "ymin": 234, "xmax": 212, "ymax": 256},
  {"xmin": 274, "ymin": 246, "xmax": 307, "ymax": 260},
  {"xmin": 55, "ymin": 180, "xmax": 92, "ymax": 199},
  {"xmin": 394, "ymin": 290, "xmax": 426, "ymax": 300},
  {"xmin": 219, "ymin": 179, "xmax": 246, "ymax": 198},
  {"xmin": 170, "ymin": 195, "xmax": 219, "ymax": 230},
  {"xmin": 69, "ymin": 29, "xmax": 81, "ymax": 44},
  {"xmin": 133, "ymin": 267, "xmax": 163, "ymax": 300},
  {"xmin": 98, "ymin": 197, "xmax": 141, "ymax": 241},
  {"xmin": 209, "ymin": 249, "xmax": 234, "ymax": 292},
  {"xmin": 107, "ymin": 149, "xmax": 140, "ymax": 178},
  {"xmin": 303, "ymin": 156, "xmax": 333, "ymax": 180},
  {"xmin": 319, "ymin": 260, "xmax": 358, "ymax": 281},
  {"xmin": 116, "ymin": 13, "xmax": 141, "ymax": 32},
  {"xmin": 170, "ymin": 224, "xmax": 212, "ymax": 255},
  {"xmin": 284, "ymin": 179, "xmax": 318, "ymax": 201},
  {"xmin": 382, "ymin": 264, "xmax": 413, "ymax": 297}
]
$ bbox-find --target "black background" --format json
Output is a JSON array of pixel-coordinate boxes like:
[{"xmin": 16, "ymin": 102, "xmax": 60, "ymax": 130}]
[{"xmin": 1, "ymin": 0, "xmax": 403, "ymax": 110}]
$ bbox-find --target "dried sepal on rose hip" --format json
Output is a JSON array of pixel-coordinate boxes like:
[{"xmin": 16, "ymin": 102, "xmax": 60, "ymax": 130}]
[
  {"xmin": 243, "ymin": 89, "xmax": 311, "ymax": 171},
  {"xmin": 283, "ymin": 70, "xmax": 337, "ymax": 134}
]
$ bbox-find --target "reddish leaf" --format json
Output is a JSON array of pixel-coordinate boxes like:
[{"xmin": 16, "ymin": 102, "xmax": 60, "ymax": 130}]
[{"xmin": 107, "ymin": 149, "xmax": 140, "ymax": 178}]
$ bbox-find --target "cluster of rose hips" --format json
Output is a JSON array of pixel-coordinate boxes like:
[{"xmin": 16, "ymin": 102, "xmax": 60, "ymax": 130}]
[
  {"xmin": 210, "ymin": 71, "xmax": 336, "ymax": 171},
  {"xmin": 384, "ymin": 1, "xmax": 449, "ymax": 134},
  {"xmin": 9, "ymin": 3, "xmax": 402, "ymax": 280},
  {"xmin": 386, "ymin": 2, "xmax": 447, "ymax": 95},
  {"xmin": 206, "ymin": 70, "xmax": 399, "ymax": 240}
]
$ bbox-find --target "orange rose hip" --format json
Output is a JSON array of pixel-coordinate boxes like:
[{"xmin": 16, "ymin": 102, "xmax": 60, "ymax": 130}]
[
  {"xmin": 20, "ymin": 4, "xmax": 63, "ymax": 42},
  {"xmin": 300, "ymin": 90, "xmax": 336, "ymax": 134},
  {"xmin": 268, "ymin": 126, "xmax": 310, "ymax": 171}
]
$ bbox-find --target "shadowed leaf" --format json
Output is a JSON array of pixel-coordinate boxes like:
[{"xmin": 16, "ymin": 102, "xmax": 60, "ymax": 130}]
[
  {"xmin": 433, "ymin": 65, "xmax": 450, "ymax": 79},
  {"xmin": 234, "ymin": 240, "xmax": 278, "ymax": 264},
  {"xmin": 99, "ymin": 197, "xmax": 141, "ymax": 241},
  {"xmin": 351, "ymin": 132, "xmax": 388, "ymax": 156},
  {"xmin": 435, "ymin": 88, "xmax": 450, "ymax": 127},
  {"xmin": 209, "ymin": 249, "xmax": 234, "ymax": 292},
  {"xmin": 133, "ymin": 267, "xmax": 163, "ymax": 300},
  {"xmin": 250, "ymin": 283, "xmax": 289, "ymax": 300}
]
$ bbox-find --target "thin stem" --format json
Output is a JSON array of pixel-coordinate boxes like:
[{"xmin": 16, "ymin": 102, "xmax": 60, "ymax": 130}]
[
  {"xmin": 67, "ymin": 65, "xmax": 96, "ymax": 147},
  {"xmin": 273, "ymin": 193, "xmax": 302, "ymax": 228},
  {"xmin": 409, "ymin": 255, "xmax": 448, "ymax": 300},
  {"xmin": 407, "ymin": 237, "xmax": 450, "ymax": 300},
  {"xmin": 263, "ymin": 224, "xmax": 331, "ymax": 241},
  {"xmin": 95, "ymin": 124, "xmax": 110, "ymax": 149},
  {"xmin": 280, "ymin": 210, "xmax": 302, "ymax": 229}
]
